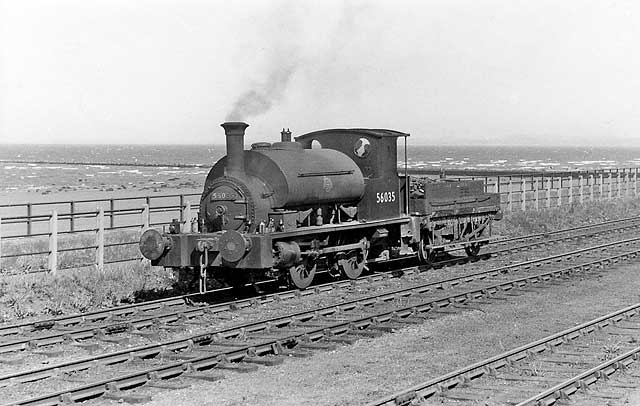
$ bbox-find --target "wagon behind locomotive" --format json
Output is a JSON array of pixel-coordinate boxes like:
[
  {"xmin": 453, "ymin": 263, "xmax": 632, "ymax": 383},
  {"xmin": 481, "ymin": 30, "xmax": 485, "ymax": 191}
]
[{"xmin": 139, "ymin": 122, "xmax": 501, "ymax": 291}]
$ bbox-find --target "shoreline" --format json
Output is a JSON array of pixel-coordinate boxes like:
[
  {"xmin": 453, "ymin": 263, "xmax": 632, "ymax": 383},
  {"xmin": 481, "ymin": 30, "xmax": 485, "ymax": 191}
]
[{"xmin": 0, "ymin": 159, "xmax": 204, "ymax": 168}]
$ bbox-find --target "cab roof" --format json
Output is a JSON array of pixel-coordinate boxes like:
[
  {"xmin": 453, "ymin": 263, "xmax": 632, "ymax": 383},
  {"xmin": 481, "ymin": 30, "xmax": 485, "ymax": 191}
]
[{"xmin": 295, "ymin": 128, "xmax": 409, "ymax": 141}]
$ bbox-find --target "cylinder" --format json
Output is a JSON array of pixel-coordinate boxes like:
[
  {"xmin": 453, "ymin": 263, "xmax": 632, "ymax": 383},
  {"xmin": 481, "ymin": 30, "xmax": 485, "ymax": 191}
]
[{"xmin": 221, "ymin": 122, "xmax": 249, "ymax": 177}]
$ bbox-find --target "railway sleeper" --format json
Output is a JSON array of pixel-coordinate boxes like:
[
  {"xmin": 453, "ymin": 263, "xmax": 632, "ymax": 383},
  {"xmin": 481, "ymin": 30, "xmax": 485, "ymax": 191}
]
[
  {"xmin": 441, "ymin": 389, "xmax": 492, "ymax": 401},
  {"xmin": 156, "ymin": 323, "xmax": 186, "ymax": 332},
  {"xmin": 245, "ymin": 331, "xmax": 308, "ymax": 341},
  {"xmin": 280, "ymin": 348, "xmax": 313, "ymax": 358},
  {"xmin": 242, "ymin": 355, "xmax": 284, "ymax": 366},
  {"xmin": 428, "ymin": 306, "xmax": 459, "ymax": 314},
  {"xmin": 215, "ymin": 361, "xmax": 259, "ymax": 373},
  {"xmin": 540, "ymin": 357, "xmax": 592, "ymax": 366},
  {"xmin": 181, "ymin": 372, "xmax": 224, "ymax": 382},
  {"xmin": 94, "ymin": 330, "xmax": 129, "ymax": 344},
  {"xmin": 130, "ymin": 329, "xmax": 161, "ymax": 342},
  {"xmin": 205, "ymin": 340, "xmax": 257, "ymax": 349},
  {"xmin": 103, "ymin": 390, "xmax": 152, "ymax": 404},
  {"xmin": 366, "ymin": 324, "xmax": 402, "ymax": 333},
  {"xmin": 296, "ymin": 340, "xmax": 337, "ymax": 351},
  {"xmin": 497, "ymin": 373, "xmax": 561, "ymax": 383},
  {"xmin": 32, "ymin": 349, "xmax": 65, "ymax": 358},
  {"xmin": 390, "ymin": 316, "xmax": 425, "ymax": 324},
  {"xmin": 325, "ymin": 335, "xmax": 360, "ymax": 344},
  {"xmin": 588, "ymin": 390, "xmax": 625, "ymax": 399},
  {"xmin": 608, "ymin": 382, "xmax": 638, "ymax": 389},
  {"xmin": 147, "ymin": 376, "xmax": 191, "ymax": 390},
  {"xmin": 159, "ymin": 350, "xmax": 203, "ymax": 361},
  {"xmin": 0, "ymin": 355, "xmax": 24, "ymax": 365}
]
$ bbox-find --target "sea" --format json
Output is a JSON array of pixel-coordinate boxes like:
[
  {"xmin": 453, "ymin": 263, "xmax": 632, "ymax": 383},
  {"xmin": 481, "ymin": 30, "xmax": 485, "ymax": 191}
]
[{"xmin": 2, "ymin": 144, "xmax": 640, "ymax": 195}]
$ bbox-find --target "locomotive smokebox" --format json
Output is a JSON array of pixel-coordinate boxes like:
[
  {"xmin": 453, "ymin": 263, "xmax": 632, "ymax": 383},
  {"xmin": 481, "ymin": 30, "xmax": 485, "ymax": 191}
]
[{"xmin": 221, "ymin": 121, "xmax": 249, "ymax": 177}]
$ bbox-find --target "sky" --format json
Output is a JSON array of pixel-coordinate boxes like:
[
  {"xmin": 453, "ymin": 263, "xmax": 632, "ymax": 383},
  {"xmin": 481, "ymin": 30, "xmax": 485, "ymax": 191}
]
[{"xmin": 1, "ymin": 0, "xmax": 640, "ymax": 146}]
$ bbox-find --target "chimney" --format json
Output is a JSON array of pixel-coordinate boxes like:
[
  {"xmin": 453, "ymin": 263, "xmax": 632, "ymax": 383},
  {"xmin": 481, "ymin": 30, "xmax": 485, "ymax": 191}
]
[
  {"xmin": 221, "ymin": 122, "xmax": 249, "ymax": 177},
  {"xmin": 281, "ymin": 128, "xmax": 292, "ymax": 142}
]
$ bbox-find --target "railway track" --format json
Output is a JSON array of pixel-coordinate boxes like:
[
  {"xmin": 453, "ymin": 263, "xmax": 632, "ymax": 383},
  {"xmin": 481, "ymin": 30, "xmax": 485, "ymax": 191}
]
[
  {"xmin": 3, "ymin": 234, "xmax": 640, "ymax": 405},
  {"xmin": 2, "ymin": 214, "xmax": 639, "ymax": 345},
  {"xmin": 366, "ymin": 303, "xmax": 640, "ymax": 406},
  {"xmin": 1, "ymin": 216, "xmax": 639, "ymax": 356}
]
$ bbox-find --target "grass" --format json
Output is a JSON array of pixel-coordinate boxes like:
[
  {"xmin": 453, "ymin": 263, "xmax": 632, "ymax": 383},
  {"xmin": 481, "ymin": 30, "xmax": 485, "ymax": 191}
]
[
  {"xmin": 493, "ymin": 198, "xmax": 640, "ymax": 237},
  {"xmin": 600, "ymin": 342, "xmax": 622, "ymax": 361},
  {"xmin": 0, "ymin": 261, "xmax": 175, "ymax": 323}
]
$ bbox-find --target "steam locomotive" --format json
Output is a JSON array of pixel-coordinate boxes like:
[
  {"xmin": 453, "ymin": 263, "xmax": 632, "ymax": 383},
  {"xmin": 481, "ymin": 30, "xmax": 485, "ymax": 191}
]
[{"xmin": 139, "ymin": 122, "xmax": 501, "ymax": 291}]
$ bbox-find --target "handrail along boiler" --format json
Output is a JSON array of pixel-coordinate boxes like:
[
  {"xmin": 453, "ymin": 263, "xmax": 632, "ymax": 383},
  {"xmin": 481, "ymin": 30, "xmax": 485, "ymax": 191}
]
[{"xmin": 139, "ymin": 122, "xmax": 502, "ymax": 291}]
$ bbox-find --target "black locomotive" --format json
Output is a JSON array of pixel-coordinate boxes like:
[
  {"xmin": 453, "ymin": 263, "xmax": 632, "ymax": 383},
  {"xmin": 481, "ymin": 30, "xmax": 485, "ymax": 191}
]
[{"xmin": 140, "ymin": 122, "xmax": 501, "ymax": 291}]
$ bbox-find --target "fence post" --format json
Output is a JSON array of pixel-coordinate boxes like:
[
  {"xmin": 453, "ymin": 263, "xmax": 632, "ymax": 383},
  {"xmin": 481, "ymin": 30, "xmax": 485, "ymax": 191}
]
[
  {"xmin": 617, "ymin": 172, "xmax": 622, "ymax": 199},
  {"xmin": 27, "ymin": 203, "xmax": 33, "ymax": 236},
  {"xmin": 521, "ymin": 178, "xmax": 526, "ymax": 211},
  {"xmin": 579, "ymin": 175, "xmax": 583, "ymax": 204},
  {"xmin": 557, "ymin": 177, "xmax": 562, "ymax": 207},
  {"xmin": 568, "ymin": 175, "xmax": 573, "ymax": 204},
  {"xmin": 141, "ymin": 204, "xmax": 150, "ymax": 230},
  {"xmin": 508, "ymin": 179, "xmax": 513, "ymax": 212},
  {"xmin": 626, "ymin": 171, "xmax": 630, "ymax": 197},
  {"xmin": 534, "ymin": 179, "xmax": 539, "ymax": 211},
  {"xmin": 182, "ymin": 201, "xmax": 192, "ymax": 232},
  {"xmin": 608, "ymin": 173, "xmax": 613, "ymax": 200},
  {"xmin": 49, "ymin": 210, "xmax": 58, "ymax": 275},
  {"xmin": 179, "ymin": 194, "xmax": 185, "ymax": 224},
  {"xmin": 546, "ymin": 178, "xmax": 551, "ymax": 208},
  {"xmin": 109, "ymin": 199, "xmax": 115, "ymax": 228},
  {"xmin": 599, "ymin": 173, "xmax": 604, "ymax": 200},
  {"xmin": 589, "ymin": 174, "xmax": 594, "ymax": 201},
  {"xmin": 70, "ymin": 201, "xmax": 76, "ymax": 232},
  {"xmin": 96, "ymin": 208, "xmax": 104, "ymax": 272},
  {"xmin": 635, "ymin": 169, "xmax": 638, "ymax": 196}
]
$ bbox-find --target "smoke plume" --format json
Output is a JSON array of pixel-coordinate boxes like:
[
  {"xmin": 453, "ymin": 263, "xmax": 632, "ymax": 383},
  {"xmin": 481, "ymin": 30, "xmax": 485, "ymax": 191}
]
[
  {"xmin": 225, "ymin": 62, "xmax": 297, "ymax": 121},
  {"xmin": 224, "ymin": 0, "xmax": 368, "ymax": 122}
]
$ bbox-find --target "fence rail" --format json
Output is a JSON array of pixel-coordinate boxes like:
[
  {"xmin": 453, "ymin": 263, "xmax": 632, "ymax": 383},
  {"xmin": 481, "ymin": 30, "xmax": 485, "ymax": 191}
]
[{"xmin": 1, "ymin": 167, "xmax": 639, "ymax": 274}]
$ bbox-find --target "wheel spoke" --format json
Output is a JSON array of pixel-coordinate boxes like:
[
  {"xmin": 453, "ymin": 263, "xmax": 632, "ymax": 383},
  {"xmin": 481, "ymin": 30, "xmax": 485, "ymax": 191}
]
[
  {"xmin": 339, "ymin": 249, "xmax": 365, "ymax": 279},
  {"xmin": 288, "ymin": 260, "xmax": 316, "ymax": 289}
]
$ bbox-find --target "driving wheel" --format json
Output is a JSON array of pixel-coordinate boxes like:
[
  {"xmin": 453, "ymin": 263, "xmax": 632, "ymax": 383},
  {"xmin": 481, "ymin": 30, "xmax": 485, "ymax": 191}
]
[{"xmin": 464, "ymin": 242, "xmax": 481, "ymax": 257}]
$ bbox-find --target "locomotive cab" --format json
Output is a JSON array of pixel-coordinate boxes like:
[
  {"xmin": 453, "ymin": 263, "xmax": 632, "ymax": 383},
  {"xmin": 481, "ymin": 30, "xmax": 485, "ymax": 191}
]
[{"xmin": 296, "ymin": 129, "xmax": 410, "ymax": 221}]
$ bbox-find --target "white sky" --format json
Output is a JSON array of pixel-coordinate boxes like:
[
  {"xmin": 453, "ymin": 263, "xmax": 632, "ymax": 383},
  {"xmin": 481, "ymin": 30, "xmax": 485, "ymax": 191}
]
[{"xmin": 1, "ymin": 0, "xmax": 640, "ymax": 146}]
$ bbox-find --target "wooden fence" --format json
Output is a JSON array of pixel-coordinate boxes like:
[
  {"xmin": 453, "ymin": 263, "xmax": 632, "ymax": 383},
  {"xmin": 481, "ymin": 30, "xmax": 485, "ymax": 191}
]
[
  {"xmin": 482, "ymin": 170, "xmax": 639, "ymax": 212},
  {"xmin": 0, "ymin": 192, "xmax": 200, "ymax": 238},
  {"xmin": 0, "ymin": 202, "xmax": 197, "ymax": 274}
]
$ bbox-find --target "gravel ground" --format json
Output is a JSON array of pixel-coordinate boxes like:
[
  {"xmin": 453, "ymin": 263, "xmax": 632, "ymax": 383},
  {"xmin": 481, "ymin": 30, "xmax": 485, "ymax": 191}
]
[{"xmin": 88, "ymin": 260, "xmax": 640, "ymax": 406}]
